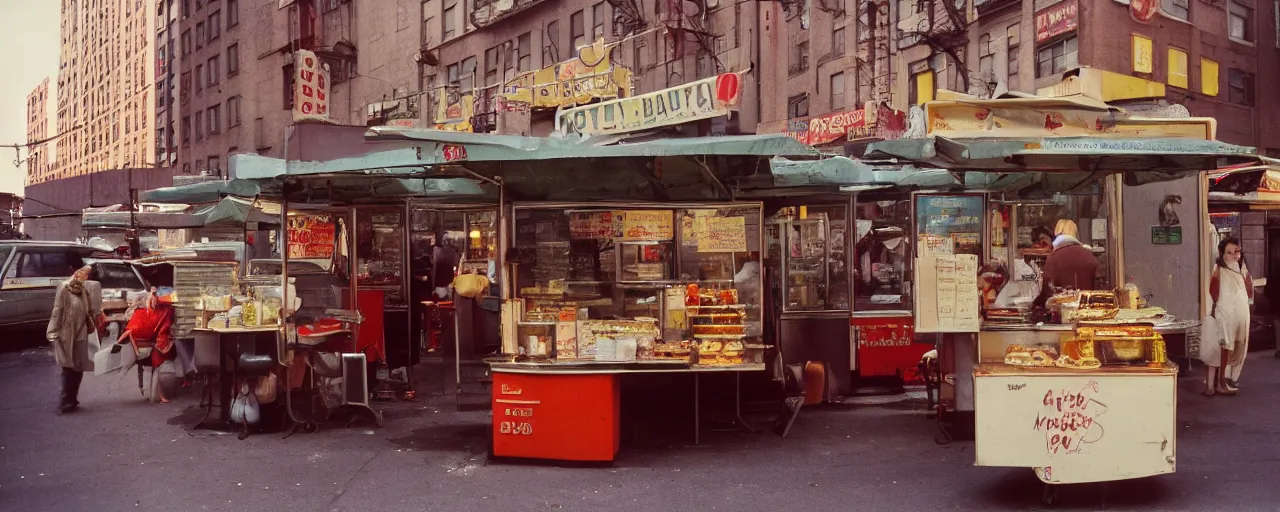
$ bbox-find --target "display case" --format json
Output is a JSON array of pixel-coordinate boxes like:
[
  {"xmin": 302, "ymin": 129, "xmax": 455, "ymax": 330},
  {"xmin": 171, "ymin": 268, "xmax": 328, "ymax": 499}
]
[
  {"xmin": 357, "ymin": 207, "xmax": 407, "ymax": 309},
  {"xmin": 767, "ymin": 205, "xmax": 850, "ymax": 312},
  {"xmin": 507, "ymin": 203, "xmax": 765, "ymax": 367},
  {"xmin": 853, "ymin": 197, "xmax": 912, "ymax": 312}
]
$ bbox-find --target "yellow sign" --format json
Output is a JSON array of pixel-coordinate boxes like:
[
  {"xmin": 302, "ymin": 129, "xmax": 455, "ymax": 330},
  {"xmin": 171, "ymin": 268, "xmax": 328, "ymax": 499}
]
[
  {"xmin": 433, "ymin": 91, "xmax": 474, "ymax": 132},
  {"xmin": 697, "ymin": 217, "xmax": 747, "ymax": 253},
  {"xmin": 925, "ymin": 101, "xmax": 1216, "ymax": 140},
  {"xmin": 499, "ymin": 39, "xmax": 633, "ymax": 109},
  {"xmin": 556, "ymin": 72, "xmax": 744, "ymax": 136},
  {"xmin": 1132, "ymin": 35, "xmax": 1153, "ymax": 74},
  {"xmin": 620, "ymin": 210, "xmax": 673, "ymax": 241}
]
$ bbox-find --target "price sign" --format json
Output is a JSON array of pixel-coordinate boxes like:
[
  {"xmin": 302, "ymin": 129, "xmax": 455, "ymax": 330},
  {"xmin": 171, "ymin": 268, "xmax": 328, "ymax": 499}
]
[{"xmin": 619, "ymin": 210, "xmax": 673, "ymax": 241}]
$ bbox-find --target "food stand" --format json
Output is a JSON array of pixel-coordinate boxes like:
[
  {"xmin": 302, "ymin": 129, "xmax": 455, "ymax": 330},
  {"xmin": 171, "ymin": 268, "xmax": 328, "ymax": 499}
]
[{"xmin": 863, "ymin": 92, "xmax": 1260, "ymax": 493}]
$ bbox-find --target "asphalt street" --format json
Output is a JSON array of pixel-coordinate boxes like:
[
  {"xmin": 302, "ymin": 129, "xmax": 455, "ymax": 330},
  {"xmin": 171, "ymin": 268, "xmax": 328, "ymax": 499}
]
[{"xmin": 1, "ymin": 339, "xmax": 1278, "ymax": 512}]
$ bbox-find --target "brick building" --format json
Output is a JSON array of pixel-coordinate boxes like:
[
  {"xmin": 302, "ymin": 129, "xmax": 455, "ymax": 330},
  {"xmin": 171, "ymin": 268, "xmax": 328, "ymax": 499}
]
[
  {"xmin": 156, "ymin": 0, "xmax": 180, "ymax": 169},
  {"xmin": 25, "ymin": 79, "xmax": 52, "ymax": 185}
]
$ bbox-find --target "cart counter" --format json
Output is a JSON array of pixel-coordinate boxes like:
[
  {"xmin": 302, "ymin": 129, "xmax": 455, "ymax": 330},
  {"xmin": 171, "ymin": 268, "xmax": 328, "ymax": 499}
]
[{"xmin": 973, "ymin": 362, "xmax": 1178, "ymax": 484}]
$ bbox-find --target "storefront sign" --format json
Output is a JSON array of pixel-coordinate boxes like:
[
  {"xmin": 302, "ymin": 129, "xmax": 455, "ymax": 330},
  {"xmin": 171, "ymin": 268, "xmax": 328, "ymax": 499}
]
[
  {"xmin": 925, "ymin": 102, "xmax": 1215, "ymax": 140},
  {"xmin": 784, "ymin": 109, "xmax": 866, "ymax": 146},
  {"xmin": 500, "ymin": 39, "xmax": 634, "ymax": 110},
  {"xmin": 1035, "ymin": 0, "xmax": 1079, "ymax": 43},
  {"xmin": 569, "ymin": 211, "xmax": 619, "ymax": 240},
  {"xmin": 555, "ymin": 72, "xmax": 743, "ymax": 136},
  {"xmin": 619, "ymin": 210, "xmax": 673, "ymax": 241},
  {"xmin": 853, "ymin": 316, "xmax": 927, "ymax": 380},
  {"xmin": 1130, "ymin": 0, "xmax": 1158, "ymax": 23},
  {"xmin": 287, "ymin": 214, "xmax": 336, "ymax": 259},
  {"xmin": 293, "ymin": 50, "xmax": 330, "ymax": 122},
  {"xmin": 696, "ymin": 216, "xmax": 747, "ymax": 253},
  {"xmin": 442, "ymin": 144, "xmax": 468, "ymax": 162}
]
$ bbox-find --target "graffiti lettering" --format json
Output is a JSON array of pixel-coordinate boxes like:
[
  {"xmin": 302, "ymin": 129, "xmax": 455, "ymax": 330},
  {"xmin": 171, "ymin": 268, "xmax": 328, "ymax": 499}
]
[{"xmin": 1032, "ymin": 381, "xmax": 1106, "ymax": 455}]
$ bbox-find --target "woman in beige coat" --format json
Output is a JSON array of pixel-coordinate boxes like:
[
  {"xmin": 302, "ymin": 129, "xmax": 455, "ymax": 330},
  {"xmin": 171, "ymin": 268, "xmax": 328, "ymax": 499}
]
[{"xmin": 47, "ymin": 265, "xmax": 102, "ymax": 414}]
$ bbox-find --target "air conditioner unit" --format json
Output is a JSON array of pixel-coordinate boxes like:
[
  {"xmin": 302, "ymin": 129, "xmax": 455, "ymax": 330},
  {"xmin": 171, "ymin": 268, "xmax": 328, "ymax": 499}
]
[{"xmin": 341, "ymin": 353, "xmax": 369, "ymax": 407}]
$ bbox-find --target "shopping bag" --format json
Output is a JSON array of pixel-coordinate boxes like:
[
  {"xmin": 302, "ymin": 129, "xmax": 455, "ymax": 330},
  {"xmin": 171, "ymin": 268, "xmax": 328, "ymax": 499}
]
[
  {"xmin": 92, "ymin": 342, "xmax": 130, "ymax": 376},
  {"xmin": 1199, "ymin": 315, "xmax": 1222, "ymax": 367}
]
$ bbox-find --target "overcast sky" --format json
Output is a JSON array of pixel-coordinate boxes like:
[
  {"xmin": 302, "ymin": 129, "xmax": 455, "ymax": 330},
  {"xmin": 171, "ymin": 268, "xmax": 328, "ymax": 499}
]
[{"xmin": 0, "ymin": 0, "xmax": 60, "ymax": 196}]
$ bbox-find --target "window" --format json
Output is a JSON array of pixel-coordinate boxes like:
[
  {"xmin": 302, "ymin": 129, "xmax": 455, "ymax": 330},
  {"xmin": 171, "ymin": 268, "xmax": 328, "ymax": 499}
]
[
  {"xmin": 208, "ymin": 56, "xmax": 219, "ymax": 85},
  {"xmin": 1007, "ymin": 23, "xmax": 1021, "ymax": 77},
  {"xmin": 1202, "ymin": 58, "xmax": 1220, "ymax": 96},
  {"xmin": 1229, "ymin": 1, "xmax": 1253, "ymax": 42},
  {"xmin": 1132, "ymin": 34, "xmax": 1154, "ymax": 73},
  {"xmin": 195, "ymin": 64, "xmax": 204, "ymax": 92},
  {"xmin": 1228, "ymin": 68, "xmax": 1255, "ymax": 105},
  {"xmin": 208, "ymin": 105, "xmax": 220, "ymax": 134},
  {"xmin": 787, "ymin": 94, "xmax": 810, "ymax": 118},
  {"xmin": 1161, "ymin": 0, "xmax": 1189, "ymax": 21},
  {"xmin": 447, "ymin": 63, "xmax": 459, "ymax": 85},
  {"xmin": 910, "ymin": 67, "xmax": 935, "ymax": 105},
  {"xmin": 545, "ymin": 20, "xmax": 560, "ymax": 62},
  {"xmin": 460, "ymin": 56, "xmax": 477, "ymax": 92},
  {"xmin": 790, "ymin": 40, "xmax": 810, "ymax": 74},
  {"xmin": 1167, "ymin": 47, "xmax": 1188, "ymax": 89},
  {"xmin": 196, "ymin": 22, "xmax": 204, "ymax": 48},
  {"xmin": 517, "ymin": 32, "xmax": 532, "ymax": 71},
  {"xmin": 228, "ymin": 96, "xmax": 241, "ymax": 126},
  {"xmin": 181, "ymin": 29, "xmax": 191, "ymax": 55},
  {"xmin": 571, "ymin": 10, "xmax": 585, "ymax": 49},
  {"xmin": 1036, "ymin": 36, "xmax": 1078, "ymax": 78},
  {"xmin": 593, "ymin": 3, "xmax": 606, "ymax": 39},
  {"xmin": 208, "ymin": 156, "xmax": 220, "ymax": 176},
  {"xmin": 181, "ymin": 116, "xmax": 190, "ymax": 143},
  {"xmin": 208, "ymin": 11, "xmax": 220, "ymax": 41},
  {"xmin": 227, "ymin": 43, "xmax": 239, "ymax": 75},
  {"xmin": 484, "ymin": 46, "xmax": 500, "ymax": 87},
  {"xmin": 978, "ymin": 34, "xmax": 994, "ymax": 76},
  {"xmin": 443, "ymin": 2, "xmax": 457, "ymax": 40},
  {"xmin": 833, "ymin": 26, "xmax": 845, "ymax": 55},
  {"xmin": 194, "ymin": 110, "xmax": 203, "ymax": 139},
  {"xmin": 830, "ymin": 72, "xmax": 845, "ymax": 109},
  {"xmin": 8, "ymin": 251, "xmax": 79, "ymax": 279},
  {"xmin": 227, "ymin": 0, "xmax": 239, "ymax": 27}
]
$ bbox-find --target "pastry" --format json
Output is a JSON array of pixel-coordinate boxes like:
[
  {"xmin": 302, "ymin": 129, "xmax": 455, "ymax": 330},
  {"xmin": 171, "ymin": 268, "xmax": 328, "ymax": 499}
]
[{"xmin": 1004, "ymin": 345, "xmax": 1033, "ymax": 366}]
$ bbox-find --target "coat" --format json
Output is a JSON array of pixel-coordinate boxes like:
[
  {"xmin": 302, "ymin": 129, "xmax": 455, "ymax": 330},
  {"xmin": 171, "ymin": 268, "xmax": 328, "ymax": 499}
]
[
  {"xmin": 47, "ymin": 280, "xmax": 102, "ymax": 372},
  {"xmin": 1042, "ymin": 242, "xmax": 1099, "ymax": 290}
]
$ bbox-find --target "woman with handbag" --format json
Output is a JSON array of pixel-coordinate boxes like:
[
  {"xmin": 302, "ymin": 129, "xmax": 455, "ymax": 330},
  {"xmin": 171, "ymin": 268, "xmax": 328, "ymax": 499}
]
[
  {"xmin": 1206, "ymin": 237, "xmax": 1254, "ymax": 396},
  {"xmin": 46, "ymin": 265, "xmax": 103, "ymax": 414}
]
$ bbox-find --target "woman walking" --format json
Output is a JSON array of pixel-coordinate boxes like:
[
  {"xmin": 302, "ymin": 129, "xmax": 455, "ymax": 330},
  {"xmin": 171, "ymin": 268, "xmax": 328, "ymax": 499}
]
[
  {"xmin": 1207, "ymin": 238, "xmax": 1254, "ymax": 396},
  {"xmin": 47, "ymin": 265, "xmax": 103, "ymax": 414}
]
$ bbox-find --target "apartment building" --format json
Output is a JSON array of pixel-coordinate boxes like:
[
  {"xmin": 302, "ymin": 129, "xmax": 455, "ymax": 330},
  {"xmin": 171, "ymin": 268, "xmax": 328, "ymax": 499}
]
[
  {"xmin": 418, "ymin": 0, "xmax": 758, "ymax": 136},
  {"xmin": 54, "ymin": 0, "xmax": 158, "ymax": 179},
  {"xmin": 25, "ymin": 79, "xmax": 53, "ymax": 185},
  {"xmin": 156, "ymin": 0, "xmax": 180, "ymax": 168},
  {"xmin": 966, "ymin": 0, "xmax": 1280, "ymax": 153},
  {"xmin": 177, "ymin": 0, "xmax": 420, "ymax": 177}
]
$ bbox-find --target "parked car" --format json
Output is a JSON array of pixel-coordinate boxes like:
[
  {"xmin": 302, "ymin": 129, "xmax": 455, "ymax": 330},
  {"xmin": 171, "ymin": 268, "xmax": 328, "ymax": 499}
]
[
  {"xmin": 83, "ymin": 258, "xmax": 152, "ymax": 336},
  {"xmin": 0, "ymin": 241, "xmax": 102, "ymax": 329}
]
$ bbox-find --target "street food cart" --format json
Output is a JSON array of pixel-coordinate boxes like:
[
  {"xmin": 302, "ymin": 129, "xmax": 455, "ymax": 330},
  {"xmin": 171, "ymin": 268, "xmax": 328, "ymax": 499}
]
[{"xmin": 864, "ymin": 93, "xmax": 1260, "ymax": 494}]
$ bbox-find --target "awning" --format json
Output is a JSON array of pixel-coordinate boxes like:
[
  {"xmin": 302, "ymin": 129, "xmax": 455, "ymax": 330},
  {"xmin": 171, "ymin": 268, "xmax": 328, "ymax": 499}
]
[
  {"xmin": 82, "ymin": 197, "xmax": 281, "ymax": 229},
  {"xmin": 865, "ymin": 136, "xmax": 1258, "ymax": 179},
  {"xmin": 138, "ymin": 176, "xmax": 490, "ymax": 205},
  {"xmin": 1209, "ymin": 158, "xmax": 1280, "ymax": 204}
]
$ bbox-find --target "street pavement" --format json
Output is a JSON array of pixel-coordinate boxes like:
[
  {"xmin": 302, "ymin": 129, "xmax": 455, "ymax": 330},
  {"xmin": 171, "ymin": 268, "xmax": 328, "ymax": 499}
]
[{"xmin": 2, "ymin": 339, "xmax": 1279, "ymax": 512}]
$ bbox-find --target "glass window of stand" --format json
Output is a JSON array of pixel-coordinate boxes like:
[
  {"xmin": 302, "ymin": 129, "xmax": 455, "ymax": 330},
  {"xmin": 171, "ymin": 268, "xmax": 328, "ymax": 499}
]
[
  {"xmin": 852, "ymin": 197, "xmax": 913, "ymax": 312},
  {"xmin": 510, "ymin": 204, "xmax": 765, "ymax": 367},
  {"xmin": 357, "ymin": 207, "xmax": 406, "ymax": 309},
  {"xmin": 410, "ymin": 207, "xmax": 500, "ymax": 285},
  {"xmin": 766, "ymin": 205, "xmax": 851, "ymax": 312},
  {"xmin": 998, "ymin": 187, "xmax": 1114, "ymax": 292}
]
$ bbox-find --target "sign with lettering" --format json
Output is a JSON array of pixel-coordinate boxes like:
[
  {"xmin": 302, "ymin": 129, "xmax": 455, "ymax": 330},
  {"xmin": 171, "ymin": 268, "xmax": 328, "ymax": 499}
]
[
  {"xmin": 784, "ymin": 109, "xmax": 867, "ymax": 146},
  {"xmin": 287, "ymin": 214, "xmax": 335, "ymax": 259},
  {"xmin": 1035, "ymin": 0, "xmax": 1079, "ymax": 43},
  {"xmin": 555, "ymin": 72, "xmax": 743, "ymax": 136},
  {"xmin": 619, "ymin": 210, "xmax": 673, "ymax": 241},
  {"xmin": 433, "ymin": 91, "xmax": 474, "ymax": 132},
  {"xmin": 500, "ymin": 38, "xmax": 634, "ymax": 109},
  {"xmin": 293, "ymin": 50, "xmax": 330, "ymax": 122},
  {"xmin": 696, "ymin": 216, "xmax": 747, "ymax": 253},
  {"xmin": 569, "ymin": 211, "xmax": 619, "ymax": 240}
]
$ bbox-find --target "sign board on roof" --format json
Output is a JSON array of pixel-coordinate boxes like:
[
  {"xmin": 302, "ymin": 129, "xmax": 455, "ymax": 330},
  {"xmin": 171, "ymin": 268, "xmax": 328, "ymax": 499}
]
[
  {"xmin": 293, "ymin": 50, "xmax": 330, "ymax": 122},
  {"xmin": 555, "ymin": 72, "xmax": 743, "ymax": 136}
]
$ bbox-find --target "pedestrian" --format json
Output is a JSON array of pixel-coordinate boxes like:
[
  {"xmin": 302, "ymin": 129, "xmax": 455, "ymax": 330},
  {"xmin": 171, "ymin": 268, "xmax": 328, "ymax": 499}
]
[
  {"xmin": 47, "ymin": 265, "xmax": 103, "ymax": 414},
  {"xmin": 1206, "ymin": 237, "xmax": 1254, "ymax": 395}
]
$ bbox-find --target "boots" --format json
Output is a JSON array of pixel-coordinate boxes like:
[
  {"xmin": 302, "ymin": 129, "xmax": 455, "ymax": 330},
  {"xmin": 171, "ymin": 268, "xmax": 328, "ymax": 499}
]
[{"xmin": 59, "ymin": 368, "xmax": 83, "ymax": 413}]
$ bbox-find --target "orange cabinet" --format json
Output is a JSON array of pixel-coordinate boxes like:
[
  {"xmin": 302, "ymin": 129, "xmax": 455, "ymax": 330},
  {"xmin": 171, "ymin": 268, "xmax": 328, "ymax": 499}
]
[{"xmin": 491, "ymin": 372, "xmax": 621, "ymax": 462}]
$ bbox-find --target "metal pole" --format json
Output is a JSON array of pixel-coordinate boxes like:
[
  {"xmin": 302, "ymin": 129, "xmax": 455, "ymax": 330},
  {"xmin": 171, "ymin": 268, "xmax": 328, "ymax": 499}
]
[{"xmin": 403, "ymin": 198, "xmax": 413, "ymax": 391}]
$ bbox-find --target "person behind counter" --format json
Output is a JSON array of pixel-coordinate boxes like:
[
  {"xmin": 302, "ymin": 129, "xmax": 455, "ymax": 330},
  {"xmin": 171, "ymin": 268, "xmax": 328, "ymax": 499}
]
[
  {"xmin": 1032, "ymin": 222, "xmax": 1099, "ymax": 310},
  {"xmin": 1207, "ymin": 237, "xmax": 1254, "ymax": 395}
]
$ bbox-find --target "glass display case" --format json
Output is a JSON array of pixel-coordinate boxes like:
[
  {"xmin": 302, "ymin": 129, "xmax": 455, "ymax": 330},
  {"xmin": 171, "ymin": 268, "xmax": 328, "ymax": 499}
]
[
  {"xmin": 768, "ymin": 205, "xmax": 850, "ymax": 312},
  {"xmin": 509, "ymin": 203, "xmax": 765, "ymax": 366},
  {"xmin": 853, "ymin": 198, "xmax": 912, "ymax": 311},
  {"xmin": 357, "ymin": 207, "xmax": 407, "ymax": 309}
]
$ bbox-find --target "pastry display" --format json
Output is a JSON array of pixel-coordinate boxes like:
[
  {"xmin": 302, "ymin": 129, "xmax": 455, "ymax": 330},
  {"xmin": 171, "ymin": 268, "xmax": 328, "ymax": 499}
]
[
  {"xmin": 1076, "ymin": 291, "xmax": 1119, "ymax": 321},
  {"xmin": 1004, "ymin": 344, "xmax": 1059, "ymax": 367}
]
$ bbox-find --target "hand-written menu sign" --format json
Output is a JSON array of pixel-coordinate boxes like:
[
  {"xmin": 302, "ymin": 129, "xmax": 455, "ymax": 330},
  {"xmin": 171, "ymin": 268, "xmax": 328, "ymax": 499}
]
[
  {"xmin": 915, "ymin": 253, "xmax": 980, "ymax": 333},
  {"xmin": 697, "ymin": 216, "xmax": 747, "ymax": 252},
  {"xmin": 287, "ymin": 214, "xmax": 336, "ymax": 259},
  {"xmin": 569, "ymin": 211, "xmax": 619, "ymax": 240},
  {"xmin": 620, "ymin": 210, "xmax": 673, "ymax": 241}
]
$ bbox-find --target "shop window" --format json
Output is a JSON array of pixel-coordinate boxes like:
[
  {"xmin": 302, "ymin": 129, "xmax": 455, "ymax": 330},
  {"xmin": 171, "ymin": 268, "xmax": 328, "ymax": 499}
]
[
  {"xmin": 787, "ymin": 94, "xmax": 809, "ymax": 118},
  {"xmin": 769, "ymin": 205, "xmax": 850, "ymax": 311},
  {"xmin": 1036, "ymin": 35, "xmax": 1077, "ymax": 78},
  {"xmin": 1167, "ymin": 47, "xmax": 1188, "ymax": 89},
  {"xmin": 1228, "ymin": 68, "xmax": 1255, "ymax": 106},
  {"xmin": 1201, "ymin": 58, "xmax": 1220, "ymax": 96},
  {"xmin": 1229, "ymin": 1, "xmax": 1253, "ymax": 42},
  {"xmin": 1161, "ymin": 0, "xmax": 1188, "ymax": 21},
  {"xmin": 853, "ymin": 199, "xmax": 912, "ymax": 312}
]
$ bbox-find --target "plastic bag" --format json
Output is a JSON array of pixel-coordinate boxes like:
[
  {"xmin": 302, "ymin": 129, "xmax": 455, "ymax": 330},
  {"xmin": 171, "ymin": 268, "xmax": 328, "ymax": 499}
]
[
  {"xmin": 229, "ymin": 383, "xmax": 262, "ymax": 425},
  {"xmin": 255, "ymin": 374, "xmax": 279, "ymax": 404},
  {"xmin": 1199, "ymin": 315, "xmax": 1222, "ymax": 367}
]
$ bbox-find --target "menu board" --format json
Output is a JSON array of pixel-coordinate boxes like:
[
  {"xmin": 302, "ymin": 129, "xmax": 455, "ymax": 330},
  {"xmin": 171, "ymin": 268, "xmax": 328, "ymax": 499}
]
[
  {"xmin": 569, "ymin": 211, "xmax": 619, "ymax": 240},
  {"xmin": 287, "ymin": 214, "xmax": 336, "ymax": 259},
  {"xmin": 915, "ymin": 194, "xmax": 984, "ymax": 256},
  {"xmin": 697, "ymin": 216, "xmax": 747, "ymax": 253},
  {"xmin": 619, "ymin": 210, "xmax": 673, "ymax": 241},
  {"xmin": 915, "ymin": 253, "xmax": 980, "ymax": 333}
]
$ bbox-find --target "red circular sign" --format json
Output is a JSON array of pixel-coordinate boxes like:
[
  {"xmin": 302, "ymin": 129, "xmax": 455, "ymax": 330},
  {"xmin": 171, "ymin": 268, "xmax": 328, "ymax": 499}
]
[
  {"xmin": 1130, "ymin": 0, "xmax": 1158, "ymax": 23},
  {"xmin": 715, "ymin": 73, "xmax": 741, "ymax": 106}
]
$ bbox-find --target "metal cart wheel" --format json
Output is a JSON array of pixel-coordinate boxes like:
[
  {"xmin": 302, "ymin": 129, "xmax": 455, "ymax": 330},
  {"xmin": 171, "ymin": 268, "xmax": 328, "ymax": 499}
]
[{"xmin": 1041, "ymin": 483, "xmax": 1057, "ymax": 506}]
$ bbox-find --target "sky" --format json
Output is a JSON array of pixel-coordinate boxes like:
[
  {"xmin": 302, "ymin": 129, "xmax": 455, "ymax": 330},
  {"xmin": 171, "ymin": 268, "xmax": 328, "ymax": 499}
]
[{"xmin": 0, "ymin": 0, "xmax": 60, "ymax": 196}]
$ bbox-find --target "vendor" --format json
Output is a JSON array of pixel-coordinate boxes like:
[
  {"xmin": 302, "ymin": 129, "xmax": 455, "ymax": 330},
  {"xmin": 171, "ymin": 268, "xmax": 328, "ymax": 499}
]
[{"xmin": 1032, "ymin": 220, "xmax": 1099, "ymax": 308}]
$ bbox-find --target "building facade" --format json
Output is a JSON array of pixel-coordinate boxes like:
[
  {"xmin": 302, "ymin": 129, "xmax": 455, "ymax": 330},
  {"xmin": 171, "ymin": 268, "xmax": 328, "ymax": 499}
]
[
  {"xmin": 156, "ymin": 0, "xmax": 180, "ymax": 169},
  {"xmin": 25, "ymin": 79, "xmax": 53, "ymax": 185},
  {"xmin": 54, "ymin": 0, "xmax": 158, "ymax": 179}
]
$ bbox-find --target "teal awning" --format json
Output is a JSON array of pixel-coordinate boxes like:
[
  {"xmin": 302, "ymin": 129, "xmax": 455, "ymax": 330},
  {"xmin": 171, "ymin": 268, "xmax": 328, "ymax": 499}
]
[
  {"xmin": 82, "ymin": 197, "xmax": 279, "ymax": 229},
  {"xmin": 865, "ymin": 136, "xmax": 1258, "ymax": 176},
  {"xmin": 138, "ymin": 176, "xmax": 488, "ymax": 205}
]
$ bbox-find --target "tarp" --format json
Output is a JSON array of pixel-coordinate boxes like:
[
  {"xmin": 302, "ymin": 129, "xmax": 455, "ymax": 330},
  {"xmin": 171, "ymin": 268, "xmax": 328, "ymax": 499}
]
[
  {"xmin": 83, "ymin": 197, "xmax": 279, "ymax": 229},
  {"xmin": 138, "ymin": 177, "xmax": 489, "ymax": 205},
  {"xmin": 1209, "ymin": 158, "xmax": 1280, "ymax": 204}
]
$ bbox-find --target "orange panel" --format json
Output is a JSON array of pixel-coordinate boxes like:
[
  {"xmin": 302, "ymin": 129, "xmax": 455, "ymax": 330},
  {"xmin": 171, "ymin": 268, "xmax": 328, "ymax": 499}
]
[{"xmin": 491, "ymin": 372, "xmax": 621, "ymax": 462}]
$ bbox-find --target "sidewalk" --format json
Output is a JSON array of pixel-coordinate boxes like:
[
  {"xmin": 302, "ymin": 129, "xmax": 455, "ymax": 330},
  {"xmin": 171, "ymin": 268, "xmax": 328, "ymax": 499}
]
[{"xmin": 1, "ymin": 345, "xmax": 1278, "ymax": 511}]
